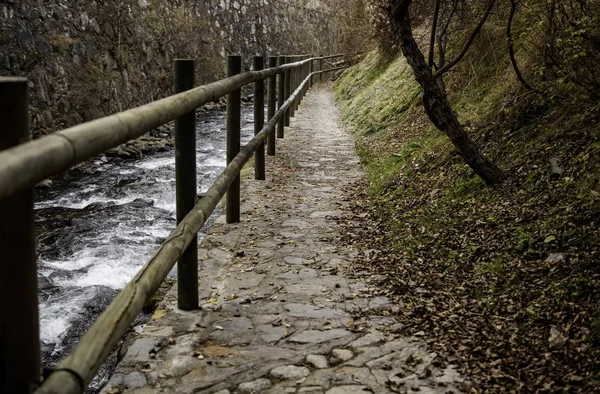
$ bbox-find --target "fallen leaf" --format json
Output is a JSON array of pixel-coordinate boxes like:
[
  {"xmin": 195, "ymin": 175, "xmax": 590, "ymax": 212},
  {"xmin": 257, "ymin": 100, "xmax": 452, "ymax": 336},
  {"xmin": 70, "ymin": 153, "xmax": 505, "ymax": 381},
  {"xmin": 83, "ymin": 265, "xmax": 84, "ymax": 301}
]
[
  {"xmin": 549, "ymin": 327, "xmax": 567, "ymax": 350},
  {"xmin": 151, "ymin": 309, "xmax": 166, "ymax": 320}
]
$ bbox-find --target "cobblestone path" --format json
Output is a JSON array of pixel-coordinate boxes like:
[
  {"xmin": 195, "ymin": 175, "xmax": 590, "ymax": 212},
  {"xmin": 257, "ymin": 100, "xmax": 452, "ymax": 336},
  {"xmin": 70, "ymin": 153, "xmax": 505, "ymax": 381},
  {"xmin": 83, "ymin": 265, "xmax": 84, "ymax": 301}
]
[{"xmin": 103, "ymin": 86, "xmax": 465, "ymax": 394}]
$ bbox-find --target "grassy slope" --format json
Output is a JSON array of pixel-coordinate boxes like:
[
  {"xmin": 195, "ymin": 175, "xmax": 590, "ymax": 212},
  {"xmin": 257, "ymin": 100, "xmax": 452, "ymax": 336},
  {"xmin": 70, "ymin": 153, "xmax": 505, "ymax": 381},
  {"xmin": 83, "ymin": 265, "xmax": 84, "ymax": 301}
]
[{"xmin": 335, "ymin": 46, "xmax": 600, "ymax": 392}]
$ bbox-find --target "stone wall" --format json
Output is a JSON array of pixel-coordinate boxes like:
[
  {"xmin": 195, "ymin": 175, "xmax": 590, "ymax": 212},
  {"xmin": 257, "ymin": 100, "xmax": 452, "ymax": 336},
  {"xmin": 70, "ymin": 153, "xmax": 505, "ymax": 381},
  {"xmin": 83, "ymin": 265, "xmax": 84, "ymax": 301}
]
[{"xmin": 0, "ymin": 0, "xmax": 348, "ymax": 135}]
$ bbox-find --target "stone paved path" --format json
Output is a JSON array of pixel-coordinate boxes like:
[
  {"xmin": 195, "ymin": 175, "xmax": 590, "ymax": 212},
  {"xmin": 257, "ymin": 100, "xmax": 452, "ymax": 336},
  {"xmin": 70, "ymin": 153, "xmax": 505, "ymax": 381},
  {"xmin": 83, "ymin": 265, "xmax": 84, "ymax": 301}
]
[{"xmin": 103, "ymin": 87, "xmax": 465, "ymax": 394}]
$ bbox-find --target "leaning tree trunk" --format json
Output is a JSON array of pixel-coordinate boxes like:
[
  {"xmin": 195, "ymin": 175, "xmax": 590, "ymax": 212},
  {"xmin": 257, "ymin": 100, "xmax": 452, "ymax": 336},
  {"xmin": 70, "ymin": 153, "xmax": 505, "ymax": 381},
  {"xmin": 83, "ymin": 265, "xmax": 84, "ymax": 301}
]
[{"xmin": 388, "ymin": 0, "xmax": 505, "ymax": 184}]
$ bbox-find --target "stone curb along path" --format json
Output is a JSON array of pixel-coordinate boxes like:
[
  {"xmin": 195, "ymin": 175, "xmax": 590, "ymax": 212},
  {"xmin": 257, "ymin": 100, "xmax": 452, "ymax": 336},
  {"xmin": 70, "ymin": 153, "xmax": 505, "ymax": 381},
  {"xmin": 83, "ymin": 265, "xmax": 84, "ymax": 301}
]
[{"xmin": 103, "ymin": 87, "xmax": 466, "ymax": 394}]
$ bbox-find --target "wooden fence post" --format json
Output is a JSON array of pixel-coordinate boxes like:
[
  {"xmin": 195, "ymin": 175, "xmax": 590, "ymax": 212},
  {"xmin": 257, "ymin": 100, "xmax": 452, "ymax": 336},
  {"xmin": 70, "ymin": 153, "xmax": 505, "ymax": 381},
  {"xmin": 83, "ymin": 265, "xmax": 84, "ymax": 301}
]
[
  {"xmin": 294, "ymin": 55, "xmax": 298, "ymax": 96},
  {"xmin": 284, "ymin": 56, "xmax": 291, "ymax": 128},
  {"xmin": 303, "ymin": 56, "xmax": 307, "ymax": 99},
  {"xmin": 226, "ymin": 55, "xmax": 242, "ymax": 223},
  {"xmin": 293, "ymin": 55, "xmax": 297, "ymax": 101},
  {"xmin": 304, "ymin": 55, "xmax": 310, "ymax": 99},
  {"xmin": 308, "ymin": 55, "xmax": 315, "ymax": 89},
  {"xmin": 295, "ymin": 56, "xmax": 302, "ymax": 111},
  {"xmin": 253, "ymin": 56, "xmax": 265, "ymax": 180},
  {"xmin": 0, "ymin": 77, "xmax": 40, "ymax": 394},
  {"xmin": 299, "ymin": 56, "xmax": 304, "ymax": 105},
  {"xmin": 297, "ymin": 56, "xmax": 302, "ymax": 107},
  {"xmin": 319, "ymin": 56, "xmax": 323, "ymax": 83},
  {"xmin": 289, "ymin": 56, "xmax": 296, "ymax": 118},
  {"xmin": 303, "ymin": 56, "xmax": 307, "ymax": 98},
  {"xmin": 267, "ymin": 56, "xmax": 277, "ymax": 155},
  {"xmin": 173, "ymin": 60, "xmax": 199, "ymax": 311},
  {"xmin": 309, "ymin": 55, "xmax": 313, "ymax": 89},
  {"xmin": 277, "ymin": 56, "xmax": 286, "ymax": 137}
]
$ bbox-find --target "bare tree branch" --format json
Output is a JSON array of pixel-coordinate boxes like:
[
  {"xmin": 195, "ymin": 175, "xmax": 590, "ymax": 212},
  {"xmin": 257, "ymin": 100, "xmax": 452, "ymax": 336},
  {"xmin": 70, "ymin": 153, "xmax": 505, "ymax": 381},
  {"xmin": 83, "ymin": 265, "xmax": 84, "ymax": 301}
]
[
  {"xmin": 433, "ymin": 0, "xmax": 497, "ymax": 79},
  {"xmin": 428, "ymin": 0, "xmax": 442, "ymax": 69},
  {"xmin": 507, "ymin": 0, "xmax": 538, "ymax": 92},
  {"xmin": 387, "ymin": 0, "xmax": 505, "ymax": 184},
  {"xmin": 437, "ymin": 0, "xmax": 459, "ymax": 70}
]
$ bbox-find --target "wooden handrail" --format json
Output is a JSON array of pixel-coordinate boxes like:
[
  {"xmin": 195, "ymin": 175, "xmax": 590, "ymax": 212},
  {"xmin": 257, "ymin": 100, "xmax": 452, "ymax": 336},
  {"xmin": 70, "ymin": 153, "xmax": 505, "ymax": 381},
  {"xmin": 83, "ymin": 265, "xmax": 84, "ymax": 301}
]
[
  {"xmin": 0, "ymin": 55, "xmax": 345, "ymax": 202},
  {"xmin": 31, "ymin": 63, "xmax": 349, "ymax": 394}
]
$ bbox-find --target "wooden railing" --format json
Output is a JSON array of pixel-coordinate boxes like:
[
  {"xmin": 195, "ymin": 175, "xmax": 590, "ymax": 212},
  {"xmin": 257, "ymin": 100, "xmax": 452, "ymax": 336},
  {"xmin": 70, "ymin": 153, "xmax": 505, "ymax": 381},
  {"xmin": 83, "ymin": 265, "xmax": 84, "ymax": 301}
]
[{"xmin": 0, "ymin": 53, "xmax": 352, "ymax": 394}]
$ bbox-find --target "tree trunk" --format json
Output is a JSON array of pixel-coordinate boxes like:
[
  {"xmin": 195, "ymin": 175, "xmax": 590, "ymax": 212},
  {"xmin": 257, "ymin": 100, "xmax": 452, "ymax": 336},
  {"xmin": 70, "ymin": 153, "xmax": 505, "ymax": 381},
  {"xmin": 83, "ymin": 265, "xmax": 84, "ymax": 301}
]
[{"xmin": 388, "ymin": 0, "xmax": 505, "ymax": 184}]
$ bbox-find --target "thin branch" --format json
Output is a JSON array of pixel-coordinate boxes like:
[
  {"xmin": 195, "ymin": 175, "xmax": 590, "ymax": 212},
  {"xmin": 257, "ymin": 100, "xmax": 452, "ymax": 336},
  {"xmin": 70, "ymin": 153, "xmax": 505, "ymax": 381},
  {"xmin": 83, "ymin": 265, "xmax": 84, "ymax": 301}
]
[
  {"xmin": 434, "ymin": 0, "xmax": 497, "ymax": 78},
  {"xmin": 428, "ymin": 0, "xmax": 442, "ymax": 69},
  {"xmin": 544, "ymin": 0, "xmax": 557, "ymax": 71},
  {"xmin": 439, "ymin": 0, "xmax": 459, "ymax": 38},
  {"xmin": 437, "ymin": 0, "xmax": 459, "ymax": 70},
  {"xmin": 507, "ymin": 0, "xmax": 538, "ymax": 92}
]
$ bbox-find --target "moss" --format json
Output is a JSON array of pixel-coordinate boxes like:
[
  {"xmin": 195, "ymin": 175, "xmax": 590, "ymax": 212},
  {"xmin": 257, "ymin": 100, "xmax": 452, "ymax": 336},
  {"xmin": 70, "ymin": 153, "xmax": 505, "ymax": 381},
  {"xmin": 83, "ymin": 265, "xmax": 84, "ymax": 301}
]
[
  {"xmin": 334, "ymin": 50, "xmax": 393, "ymax": 101},
  {"xmin": 335, "ymin": 53, "xmax": 420, "ymax": 138}
]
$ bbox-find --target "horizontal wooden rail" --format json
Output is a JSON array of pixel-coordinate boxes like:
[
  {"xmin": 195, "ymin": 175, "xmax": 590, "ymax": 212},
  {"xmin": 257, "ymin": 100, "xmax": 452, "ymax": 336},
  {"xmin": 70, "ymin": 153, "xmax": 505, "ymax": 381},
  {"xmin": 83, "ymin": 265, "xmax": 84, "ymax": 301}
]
[
  {"xmin": 317, "ymin": 66, "xmax": 348, "ymax": 75},
  {"xmin": 320, "ymin": 54, "xmax": 345, "ymax": 60},
  {"xmin": 0, "ymin": 56, "xmax": 344, "ymax": 202},
  {"xmin": 35, "ymin": 64, "xmax": 348, "ymax": 394}
]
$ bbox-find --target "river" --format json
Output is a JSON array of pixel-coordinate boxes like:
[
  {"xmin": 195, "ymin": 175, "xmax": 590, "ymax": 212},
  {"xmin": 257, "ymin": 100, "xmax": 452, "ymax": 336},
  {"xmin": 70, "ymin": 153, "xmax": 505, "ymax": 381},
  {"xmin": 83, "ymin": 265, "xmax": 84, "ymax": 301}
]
[{"xmin": 34, "ymin": 104, "xmax": 257, "ymax": 391}]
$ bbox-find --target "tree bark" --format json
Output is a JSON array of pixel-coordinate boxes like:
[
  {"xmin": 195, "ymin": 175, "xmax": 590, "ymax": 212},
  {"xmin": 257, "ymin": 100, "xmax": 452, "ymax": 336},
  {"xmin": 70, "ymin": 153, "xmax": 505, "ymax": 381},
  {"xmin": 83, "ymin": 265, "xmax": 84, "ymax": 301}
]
[
  {"xmin": 428, "ymin": 0, "xmax": 442, "ymax": 69},
  {"xmin": 507, "ymin": 0, "xmax": 538, "ymax": 92},
  {"xmin": 388, "ymin": 0, "xmax": 505, "ymax": 184},
  {"xmin": 433, "ymin": 0, "xmax": 497, "ymax": 79}
]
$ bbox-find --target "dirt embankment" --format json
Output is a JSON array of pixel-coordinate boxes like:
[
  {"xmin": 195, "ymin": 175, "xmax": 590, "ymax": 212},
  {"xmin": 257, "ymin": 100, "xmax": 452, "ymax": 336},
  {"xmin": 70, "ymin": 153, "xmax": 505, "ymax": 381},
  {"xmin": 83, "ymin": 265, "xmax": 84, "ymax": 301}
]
[{"xmin": 335, "ymin": 50, "xmax": 600, "ymax": 393}]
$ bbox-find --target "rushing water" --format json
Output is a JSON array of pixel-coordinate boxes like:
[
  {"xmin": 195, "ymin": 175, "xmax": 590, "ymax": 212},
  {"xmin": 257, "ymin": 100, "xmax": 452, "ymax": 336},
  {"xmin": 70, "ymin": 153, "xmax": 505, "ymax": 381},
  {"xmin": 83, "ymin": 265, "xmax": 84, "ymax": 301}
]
[{"xmin": 34, "ymin": 105, "xmax": 257, "ymax": 391}]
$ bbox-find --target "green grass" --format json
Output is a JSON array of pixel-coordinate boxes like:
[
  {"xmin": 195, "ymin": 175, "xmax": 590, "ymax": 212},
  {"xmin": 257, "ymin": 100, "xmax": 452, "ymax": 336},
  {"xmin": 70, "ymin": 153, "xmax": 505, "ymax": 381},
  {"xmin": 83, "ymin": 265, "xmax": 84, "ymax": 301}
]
[{"xmin": 335, "ymin": 52, "xmax": 420, "ymax": 137}]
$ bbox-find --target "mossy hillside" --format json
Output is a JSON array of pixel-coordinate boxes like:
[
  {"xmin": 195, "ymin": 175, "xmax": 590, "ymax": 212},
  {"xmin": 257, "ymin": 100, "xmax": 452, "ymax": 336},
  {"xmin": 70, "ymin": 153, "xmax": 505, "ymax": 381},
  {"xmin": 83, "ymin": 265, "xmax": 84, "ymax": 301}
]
[
  {"xmin": 335, "ymin": 51, "xmax": 443, "ymax": 196},
  {"xmin": 334, "ymin": 45, "xmax": 600, "ymax": 390}
]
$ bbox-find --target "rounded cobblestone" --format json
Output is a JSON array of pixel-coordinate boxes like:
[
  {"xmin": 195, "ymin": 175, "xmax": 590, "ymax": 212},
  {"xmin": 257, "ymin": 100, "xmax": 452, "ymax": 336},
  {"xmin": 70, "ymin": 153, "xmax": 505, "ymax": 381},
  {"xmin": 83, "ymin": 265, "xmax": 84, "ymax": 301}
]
[
  {"xmin": 270, "ymin": 365, "xmax": 311, "ymax": 380},
  {"xmin": 305, "ymin": 354, "xmax": 329, "ymax": 369},
  {"xmin": 237, "ymin": 378, "xmax": 272, "ymax": 393}
]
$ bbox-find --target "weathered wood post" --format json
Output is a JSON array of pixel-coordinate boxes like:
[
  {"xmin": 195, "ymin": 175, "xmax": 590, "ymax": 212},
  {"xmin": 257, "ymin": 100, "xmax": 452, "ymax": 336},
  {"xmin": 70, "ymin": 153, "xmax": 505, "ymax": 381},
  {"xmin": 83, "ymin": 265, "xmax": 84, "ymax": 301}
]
[
  {"xmin": 306, "ymin": 55, "xmax": 310, "ymax": 91},
  {"xmin": 173, "ymin": 59, "xmax": 199, "ymax": 310},
  {"xmin": 304, "ymin": 55, "xmax": 309, "ymax": 99},
  {"xmin": 295, "ymin": 56, "xmax": 300, "ymax": 109},
  {"xmin": 297, "ymin": 56, "xmax": 302, "ymax": 108},
  {"xmin": 308, "ymin": 55, "xmax": 314, "ymax": 89},
  {"xmin": 284, "ymin": 56, "xmax": 292, "ymax": 127},
  {"xmin": 299, "ymin": 56, "xmax": 304, "ymax": 105},
  {"xmin": 0, "ymin": 77, "xmax": 40, "ymax": 394},
  {"xmin": 278, "ymin": 55, "xmax": 287, "ymax": 136},
  {"xmin": 303, "ymin": 56, "xmax": 307, "ymax": 98},
  {"xmin": 253, "ymin": 56, "xmax": 265, "ymax": 180},
  {"xmin": 306, "ymin": 56, "xmax": 310, "ymax": 86},
  {"xmin": 226, "ymin": 55, "xmax": 242, "ymax": 223},
  {"xmin": 303, "ymin": 56, "xmax": 308, "ymax": 96},
  {"xmin": 292, "ymin": 55, "xmax": 300, "ymax": 110},
  {"xmin": 267, "ymin": 56, "xmax": 277, "ymax": 155},
  {"xmin": 319, "ymin": 56, "xmax": 323, "ymax": 83},
  {"xmin": 303, "ymin": 56, "xmax": 308, "ymax": 100},
  {"xmin": 298, "ymin": 56, "xmax": 302, "ymax": 101},
  {"xmin": 289, "ymin": 56, "xmax": 296, "ymax": 118},
  {"xmin": 309, "ymin": 55, "xmax": 314, "ymax": 89}
]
